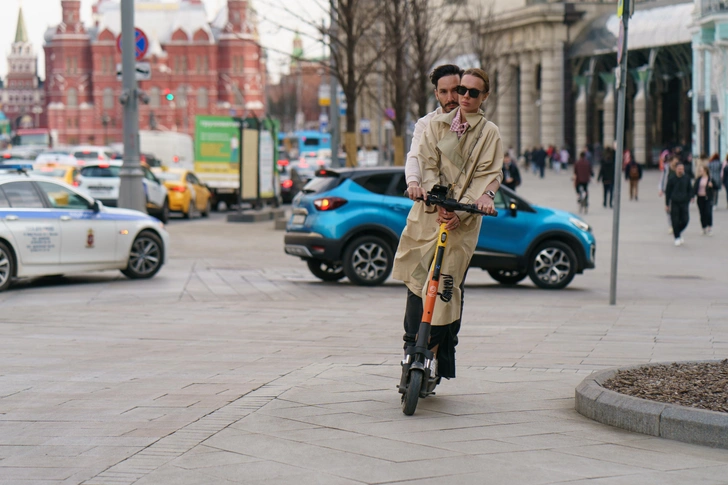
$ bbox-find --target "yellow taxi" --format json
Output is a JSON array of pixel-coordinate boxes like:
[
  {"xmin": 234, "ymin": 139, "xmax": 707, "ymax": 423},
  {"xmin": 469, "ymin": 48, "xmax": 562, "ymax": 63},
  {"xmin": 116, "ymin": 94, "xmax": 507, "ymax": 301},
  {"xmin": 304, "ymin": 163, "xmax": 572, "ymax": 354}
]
[
  {"xmin": 151, "ymin": 167, "xmax": 212, "ymax": 218},
  {"xmin": 33, "ymin": 163, "xmax": 80, "ymax": 187}
]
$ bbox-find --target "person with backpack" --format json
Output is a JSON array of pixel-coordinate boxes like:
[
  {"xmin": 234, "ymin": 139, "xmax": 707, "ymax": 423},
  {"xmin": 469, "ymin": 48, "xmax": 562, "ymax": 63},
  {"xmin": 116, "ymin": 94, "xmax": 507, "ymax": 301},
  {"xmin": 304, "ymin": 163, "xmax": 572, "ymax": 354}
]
[
  {"xmin": 597, "ymin": 147, "xmax": 615, "ymax": 208},
  {"xmin": 624, "ymin": 150, "xmax": 642, "ymax": 201}
]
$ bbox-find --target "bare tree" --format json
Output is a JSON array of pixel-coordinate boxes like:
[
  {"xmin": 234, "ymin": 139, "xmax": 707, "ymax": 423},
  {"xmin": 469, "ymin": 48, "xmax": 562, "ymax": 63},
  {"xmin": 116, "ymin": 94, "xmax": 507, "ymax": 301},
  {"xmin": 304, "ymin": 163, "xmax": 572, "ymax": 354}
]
[
  {"xmin": 381, "ymin": 0, "xmax": 410, "ymax": 166},
  {"xmin": 466, "ymin": 1, "xmax": 509, "ymax": 120},
  {"xmin": 408, "ymin": 0, "xmax": 458, "ymax": 120},
  {"xmin": 259, "ymin": 0, "xmax": 389, "ymax": 166}
]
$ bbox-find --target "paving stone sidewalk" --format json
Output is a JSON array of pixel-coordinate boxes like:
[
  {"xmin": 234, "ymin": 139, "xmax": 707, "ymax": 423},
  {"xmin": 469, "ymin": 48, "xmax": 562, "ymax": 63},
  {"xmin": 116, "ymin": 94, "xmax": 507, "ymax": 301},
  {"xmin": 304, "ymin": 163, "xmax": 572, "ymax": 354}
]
[{"xmin": 0, "ymin": 169, "xmax": 727, "ymax": 484}]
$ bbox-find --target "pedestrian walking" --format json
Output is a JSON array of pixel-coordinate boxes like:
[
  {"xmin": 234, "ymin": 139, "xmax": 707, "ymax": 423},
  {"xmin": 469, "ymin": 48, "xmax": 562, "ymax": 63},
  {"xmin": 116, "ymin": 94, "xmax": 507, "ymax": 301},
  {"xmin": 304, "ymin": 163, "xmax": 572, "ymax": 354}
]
[
  {"xmin": 532, "ymin": 145, "xmax": 546, "ymax": 178},
  {"xmin": 665, "ymin": 163, "xmax": 692, "ymax": 246},
  {"xmin": 560, "ymin": 146, "xmax": 570, "ymax": 168},
  {"xmin": 708, "ymin": 153, "xmax": 722, "ymax": 207},
  {"xmin": 694, "ymin": 164, "xmax": 716, "ymax": 236},
  {"xmin": 624, "ymin": 150, "xmax": 642, "ymax": 200},
  {"xmin": 502, "ymin": 153, "xmax": 521, "ymax": 191},
  {"xmin": 552, "ymin": 148, "xmax": 562, "ymax": 173},
  {"xmin": 659, "ymin": 156, "xmax": 679, "ymax": 234},
  {"xmin": 573, "ymin": 151, "xmax": 593, "ymax": 212},
  {"xmin": 597, "ymin": 147, "xmax": 615, "ymax": 208}
]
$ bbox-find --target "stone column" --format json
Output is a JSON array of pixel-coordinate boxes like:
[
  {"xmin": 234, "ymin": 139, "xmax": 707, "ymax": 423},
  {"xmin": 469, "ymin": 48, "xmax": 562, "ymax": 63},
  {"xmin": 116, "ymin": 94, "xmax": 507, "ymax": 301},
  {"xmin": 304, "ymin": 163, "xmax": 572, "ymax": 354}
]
[
  {"xmin": 574, "ymin": 76, "xmax": 588, "ymax": 155},
  {"xmin": 496, "ymin": 57, "xmax": 518, "ymax": 153},
  {"xmin": 632, "ymin": 67, "xmax": 649, "ymax": 164},
  {"xmin": 600, "ymin": 71, "xmax": 616, "ymax": 149},
  {"xmin": 540, "ymin": 43, "xmax": 565, "ymax": 147},
  {"xmin": 519, "ymin": 52, "xmax": 536, "ymax": 153}
]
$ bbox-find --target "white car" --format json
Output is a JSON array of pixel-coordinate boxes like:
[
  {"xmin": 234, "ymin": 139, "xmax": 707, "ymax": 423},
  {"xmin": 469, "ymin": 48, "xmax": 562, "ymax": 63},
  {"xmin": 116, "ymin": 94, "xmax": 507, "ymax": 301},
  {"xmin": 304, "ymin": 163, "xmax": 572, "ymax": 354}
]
[
  {"xmin": 69, "ymin": 145, "xmax": 115, "ymax": 164},
  {"xmin": 77, "ymin": 161, "xmax": 170, "ymax": 223},
  {"xmin": 34, "ymin": 150, "xmax": 78, "ymax": 166},
  {"xmin": 0, "ymin": 170, "xmax": 169, "ymax": 292}
]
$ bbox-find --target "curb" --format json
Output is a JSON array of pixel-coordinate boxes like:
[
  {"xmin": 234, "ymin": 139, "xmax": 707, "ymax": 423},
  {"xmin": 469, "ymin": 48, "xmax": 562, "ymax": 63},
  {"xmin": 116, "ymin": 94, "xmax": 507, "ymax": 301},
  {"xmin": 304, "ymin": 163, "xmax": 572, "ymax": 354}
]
[{"xmin": 575, "ymin": 361, "xmax": 728, "ymax": 449}]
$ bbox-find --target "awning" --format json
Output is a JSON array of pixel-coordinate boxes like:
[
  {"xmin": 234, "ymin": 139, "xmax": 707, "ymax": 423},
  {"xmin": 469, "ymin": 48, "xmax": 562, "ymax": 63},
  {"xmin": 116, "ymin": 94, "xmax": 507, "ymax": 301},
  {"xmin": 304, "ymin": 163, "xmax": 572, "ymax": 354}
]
[{"xmin": 569, "ymin": 1, "xmax": 694, "ymax": 58}]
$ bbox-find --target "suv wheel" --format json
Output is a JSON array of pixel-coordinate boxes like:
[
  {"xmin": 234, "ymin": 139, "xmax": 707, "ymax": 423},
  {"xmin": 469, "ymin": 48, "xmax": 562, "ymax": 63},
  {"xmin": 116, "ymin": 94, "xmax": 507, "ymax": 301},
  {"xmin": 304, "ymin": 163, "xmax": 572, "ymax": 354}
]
[
  {"xmin": 527, "ymin": 240, "xmax": 576, "ymax": 289},
  {"xmin": 0, "ymin": 241, "xmax": 15, "ymax": 292},
  {"xmin": 343, "ymin": 235, "xmax": 393, "ymax": 286},
  {"xmin": 307, "ymin": 260, "xmax": 345, "ymax": 282},
  {"xmin": 158, "ymin": 199, "xmax": 169, "ymax": 224},
  {"xmin": 488, "ymin": 269, "xmax": 527, "ymax": 286}
]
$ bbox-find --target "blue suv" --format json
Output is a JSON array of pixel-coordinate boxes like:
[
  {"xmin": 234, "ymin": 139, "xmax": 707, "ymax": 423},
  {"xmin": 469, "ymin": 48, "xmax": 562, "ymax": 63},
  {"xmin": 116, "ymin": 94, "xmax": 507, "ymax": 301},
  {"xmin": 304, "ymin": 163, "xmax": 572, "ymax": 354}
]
[{"xmin": 284, "ymin": 167, "xmax": 595, "ymax": 289}]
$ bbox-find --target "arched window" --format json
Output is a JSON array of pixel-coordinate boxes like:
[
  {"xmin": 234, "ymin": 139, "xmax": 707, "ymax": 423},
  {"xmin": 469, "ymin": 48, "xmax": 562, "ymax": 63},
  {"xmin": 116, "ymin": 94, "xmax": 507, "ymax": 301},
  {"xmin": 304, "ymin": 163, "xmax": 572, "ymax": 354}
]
[
  {"xmin": 67, "ymin": 88, "xmax": 78, "ymax": 107},
  {"xmin": 197, "ymin": 87, "xmax": 208, "ymax": 109},
  {"xmin": 150, "ymin": 87, "xmax": 160, "ymax": 107},
  {"xmin": 103, "ymin": 88, "xmax": 114, "ymax": 109},
  {"xmin": 176, "ymin": 87, "xmax": 187, "ymax": 108}
]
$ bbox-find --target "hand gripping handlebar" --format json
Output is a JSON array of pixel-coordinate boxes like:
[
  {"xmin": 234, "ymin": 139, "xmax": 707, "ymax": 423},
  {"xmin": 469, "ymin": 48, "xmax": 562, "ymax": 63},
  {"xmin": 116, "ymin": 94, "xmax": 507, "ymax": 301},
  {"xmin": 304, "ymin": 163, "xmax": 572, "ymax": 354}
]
[{"xmin": 406, "ymin": 184, "xmax": 498, "ymax": 217}]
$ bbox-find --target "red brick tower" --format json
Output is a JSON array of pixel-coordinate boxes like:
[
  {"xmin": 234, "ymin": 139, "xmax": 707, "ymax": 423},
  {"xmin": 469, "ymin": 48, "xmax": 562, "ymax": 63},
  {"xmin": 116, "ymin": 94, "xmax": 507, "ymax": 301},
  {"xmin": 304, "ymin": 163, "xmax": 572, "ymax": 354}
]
[{"xmin": 45, "ymin": 0, "xmax": 94, "ymax": 145}]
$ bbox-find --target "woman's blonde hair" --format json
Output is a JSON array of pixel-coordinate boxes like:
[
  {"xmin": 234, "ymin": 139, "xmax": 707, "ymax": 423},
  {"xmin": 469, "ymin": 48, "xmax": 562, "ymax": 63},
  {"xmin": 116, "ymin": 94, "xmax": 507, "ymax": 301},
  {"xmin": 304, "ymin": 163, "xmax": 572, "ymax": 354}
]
[{"xmin": 462, "ymin": 68, "xmax": 490, "ymax": 94}]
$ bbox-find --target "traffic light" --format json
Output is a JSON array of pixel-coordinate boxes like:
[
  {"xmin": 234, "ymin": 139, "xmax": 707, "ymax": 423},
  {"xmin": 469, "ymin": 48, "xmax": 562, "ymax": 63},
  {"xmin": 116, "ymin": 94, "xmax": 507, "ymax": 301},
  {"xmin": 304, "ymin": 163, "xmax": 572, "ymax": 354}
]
[{"xmin": 163, "ymin": 88, "xmax": 174, "ymax": 101}]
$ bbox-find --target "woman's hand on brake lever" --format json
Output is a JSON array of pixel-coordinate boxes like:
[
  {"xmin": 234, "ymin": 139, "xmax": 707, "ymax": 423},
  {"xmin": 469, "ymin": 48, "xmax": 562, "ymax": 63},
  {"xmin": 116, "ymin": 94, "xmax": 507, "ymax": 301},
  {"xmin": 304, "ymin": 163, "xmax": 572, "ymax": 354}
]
[
  {"xmin": 475, "ymin": 193, "xmax": 496, "ymax": 215},
  {"xmin": 406, "ymin": 182, "xmax": 428, "ymax": 201}
]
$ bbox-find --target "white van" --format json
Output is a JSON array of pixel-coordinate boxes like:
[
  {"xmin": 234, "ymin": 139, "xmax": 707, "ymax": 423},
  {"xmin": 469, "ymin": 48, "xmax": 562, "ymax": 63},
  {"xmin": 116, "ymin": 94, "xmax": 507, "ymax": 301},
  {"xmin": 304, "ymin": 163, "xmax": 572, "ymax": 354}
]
[{"xmin": 139, "ymin": 131, "xmax": 194, "ymax": 169}]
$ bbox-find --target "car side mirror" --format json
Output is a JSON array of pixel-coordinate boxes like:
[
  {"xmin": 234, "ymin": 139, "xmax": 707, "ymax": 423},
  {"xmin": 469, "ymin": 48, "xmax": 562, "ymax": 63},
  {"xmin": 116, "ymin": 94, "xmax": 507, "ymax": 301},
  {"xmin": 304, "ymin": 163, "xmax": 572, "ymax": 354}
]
[
  {"xmin": 92, "ymin": 200, "xmax": 102, "ymax": 212},
  {"xmin": 508, "ymin": 200, "xmax": 518, "ymax": 218}
]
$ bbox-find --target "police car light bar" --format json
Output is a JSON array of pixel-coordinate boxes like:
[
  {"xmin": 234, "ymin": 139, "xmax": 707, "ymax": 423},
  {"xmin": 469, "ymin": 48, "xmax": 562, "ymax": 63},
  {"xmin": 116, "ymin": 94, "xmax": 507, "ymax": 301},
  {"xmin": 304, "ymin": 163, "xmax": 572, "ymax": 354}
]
[{"xmin": 0, "ymin": 163, "xmax": 33, "ymax": 175}]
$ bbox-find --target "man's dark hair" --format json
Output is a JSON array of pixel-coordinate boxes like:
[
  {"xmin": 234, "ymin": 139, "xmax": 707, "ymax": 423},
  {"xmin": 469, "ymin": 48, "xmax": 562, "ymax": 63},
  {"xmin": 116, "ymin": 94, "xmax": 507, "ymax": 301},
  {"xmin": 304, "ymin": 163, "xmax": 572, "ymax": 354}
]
[{"xmin": 430, "ymin": 64, "xmax": 463, "ymax": 88}]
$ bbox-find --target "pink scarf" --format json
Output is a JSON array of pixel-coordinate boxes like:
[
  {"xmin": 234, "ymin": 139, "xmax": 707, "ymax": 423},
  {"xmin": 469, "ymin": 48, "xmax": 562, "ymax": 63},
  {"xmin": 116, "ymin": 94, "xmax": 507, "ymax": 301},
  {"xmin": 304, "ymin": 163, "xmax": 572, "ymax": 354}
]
[{"xmin": 450, "ymin": 109, "xmax": 469, "ymax": 139}]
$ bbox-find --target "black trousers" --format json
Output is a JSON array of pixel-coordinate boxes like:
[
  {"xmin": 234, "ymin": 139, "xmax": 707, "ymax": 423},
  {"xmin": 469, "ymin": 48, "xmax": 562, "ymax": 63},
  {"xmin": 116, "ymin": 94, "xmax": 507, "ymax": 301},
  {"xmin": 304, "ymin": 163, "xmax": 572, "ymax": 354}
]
[
  {"xmin": 402, "ymin": 270, "xmax": 467, "ymax": 379},
  {"xmin": 697, "ymin": 196, "xmax": 713, "ymax": 229},
  {"xmin": 602, "ymin": 183, "xmax": 613, "ymax": 207},
  {"xmin": 670, "ymin": 201, "xmax": 690, "ymax": 238}
]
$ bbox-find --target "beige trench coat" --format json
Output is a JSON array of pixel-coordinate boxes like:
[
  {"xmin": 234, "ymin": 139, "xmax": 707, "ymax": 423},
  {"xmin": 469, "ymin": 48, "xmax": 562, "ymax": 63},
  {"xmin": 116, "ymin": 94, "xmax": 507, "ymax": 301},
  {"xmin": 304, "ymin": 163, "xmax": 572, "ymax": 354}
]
[{"xmin": 392, "ymin": 108, "xmax": 504, "ymax": 326}]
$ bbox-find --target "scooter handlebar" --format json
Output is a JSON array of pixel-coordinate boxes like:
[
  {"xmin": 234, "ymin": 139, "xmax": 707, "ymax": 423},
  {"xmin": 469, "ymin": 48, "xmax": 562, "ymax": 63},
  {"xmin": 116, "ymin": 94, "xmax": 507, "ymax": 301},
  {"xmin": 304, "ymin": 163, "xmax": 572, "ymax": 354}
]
[{"xmin": 406, "ymin": 192, "xmax": 498, "ymax": 217}]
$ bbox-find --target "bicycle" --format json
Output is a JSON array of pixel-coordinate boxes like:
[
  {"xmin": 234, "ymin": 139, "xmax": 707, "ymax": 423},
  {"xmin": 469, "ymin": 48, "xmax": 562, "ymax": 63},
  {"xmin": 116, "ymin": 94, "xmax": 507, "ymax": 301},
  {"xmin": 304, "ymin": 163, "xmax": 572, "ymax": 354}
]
[
  {"xmin": 398, "ymin": 184, "xmax": 498, "ymax": 416},
  {"xmin": 576, "ymin": 183, "xmax": 589, "ymax": 214}
]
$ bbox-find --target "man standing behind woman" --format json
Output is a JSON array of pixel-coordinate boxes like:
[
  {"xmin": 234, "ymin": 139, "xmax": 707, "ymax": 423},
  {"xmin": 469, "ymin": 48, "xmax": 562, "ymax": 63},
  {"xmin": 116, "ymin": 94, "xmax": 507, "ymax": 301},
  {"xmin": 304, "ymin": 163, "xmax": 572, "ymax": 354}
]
[{"xmin": 393, "ymin": 68, "xmax": 503, "ymax": 379}]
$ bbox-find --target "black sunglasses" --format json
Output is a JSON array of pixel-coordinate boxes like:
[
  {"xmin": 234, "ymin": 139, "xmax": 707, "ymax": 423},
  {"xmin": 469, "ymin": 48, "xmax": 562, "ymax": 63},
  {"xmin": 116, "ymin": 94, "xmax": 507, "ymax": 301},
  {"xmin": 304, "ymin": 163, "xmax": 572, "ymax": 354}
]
[{"xmin": 456, "ymin": 85, "xmax": 484, "ymax": 98}]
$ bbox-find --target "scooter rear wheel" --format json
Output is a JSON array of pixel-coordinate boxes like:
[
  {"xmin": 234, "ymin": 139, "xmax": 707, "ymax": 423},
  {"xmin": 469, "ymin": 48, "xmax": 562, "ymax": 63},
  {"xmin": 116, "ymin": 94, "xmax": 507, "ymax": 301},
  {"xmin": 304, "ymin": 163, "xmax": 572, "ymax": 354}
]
[{"xmin": 402, "ymin": 369, "xmax": 423, "ymax": 415}]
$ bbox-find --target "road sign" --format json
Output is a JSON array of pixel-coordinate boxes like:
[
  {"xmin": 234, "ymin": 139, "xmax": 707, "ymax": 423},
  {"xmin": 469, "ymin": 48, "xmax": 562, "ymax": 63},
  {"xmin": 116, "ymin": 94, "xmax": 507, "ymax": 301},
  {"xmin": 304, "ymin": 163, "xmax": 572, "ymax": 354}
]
[
  {"xmin": 117, "ymin": 28, "xmax": 149, "ymax": 60},
  {"xmin": 360, "ymin": 119, "xmax": 371, "ymax": 134},
  {"xmin": 116, "ymin": 62, "xmax": 152, "ymax": 81}
]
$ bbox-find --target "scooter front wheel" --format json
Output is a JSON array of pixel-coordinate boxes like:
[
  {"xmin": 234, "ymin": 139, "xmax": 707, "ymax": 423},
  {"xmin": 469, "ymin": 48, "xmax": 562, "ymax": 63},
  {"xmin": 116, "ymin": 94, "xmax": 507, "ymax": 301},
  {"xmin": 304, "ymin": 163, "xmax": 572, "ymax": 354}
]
[{"xmin": 402, "ymin": 369, "xmax": 423, "ymax": 416}]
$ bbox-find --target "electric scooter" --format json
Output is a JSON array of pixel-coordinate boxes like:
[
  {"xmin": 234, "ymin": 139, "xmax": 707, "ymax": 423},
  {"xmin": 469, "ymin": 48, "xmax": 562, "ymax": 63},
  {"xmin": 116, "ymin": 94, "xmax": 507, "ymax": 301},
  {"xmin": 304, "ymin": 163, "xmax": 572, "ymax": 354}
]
[{"xmin": 398, "ymin": 184, "xmax": 497, "ymax": 416}]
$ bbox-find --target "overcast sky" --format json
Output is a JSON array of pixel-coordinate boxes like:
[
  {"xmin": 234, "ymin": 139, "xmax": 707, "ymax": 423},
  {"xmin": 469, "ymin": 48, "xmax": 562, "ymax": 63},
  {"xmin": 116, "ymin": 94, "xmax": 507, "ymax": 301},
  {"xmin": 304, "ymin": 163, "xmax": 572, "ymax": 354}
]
[{"xmin": 0, "ymin": 0, "xmax": 325, "ymax": 83}]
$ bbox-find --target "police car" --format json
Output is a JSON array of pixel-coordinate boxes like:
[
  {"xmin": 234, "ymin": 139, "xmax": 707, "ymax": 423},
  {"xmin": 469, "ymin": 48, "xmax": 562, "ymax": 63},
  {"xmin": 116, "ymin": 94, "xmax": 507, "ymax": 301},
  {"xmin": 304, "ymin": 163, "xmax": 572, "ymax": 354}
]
[
  {"xmin": 77, "ymin": 161, "xmax": 169, "ymax": 223},
  {"xmin": 0, "ymin": 167, "xmax": 169, "ymax": 292}
]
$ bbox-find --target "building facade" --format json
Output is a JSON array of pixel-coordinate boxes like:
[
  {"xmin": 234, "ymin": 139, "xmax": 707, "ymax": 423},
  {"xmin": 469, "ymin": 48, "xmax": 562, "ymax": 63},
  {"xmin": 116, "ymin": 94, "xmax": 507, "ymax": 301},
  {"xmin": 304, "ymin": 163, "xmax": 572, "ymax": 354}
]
[
  {"xmin": 454, "ymin": 0, "xmax": 693, "ymax": 166},
  {"xmin": 44, "ymin": 0, "xmax": 266, "ymax": 146},
  {"xmin": 692, "ymin": 0, "xmax": 728, "ymax": 160},
  {"xmin": 0, "ymin": 7, "xmax": 46, "ymax": 131}
]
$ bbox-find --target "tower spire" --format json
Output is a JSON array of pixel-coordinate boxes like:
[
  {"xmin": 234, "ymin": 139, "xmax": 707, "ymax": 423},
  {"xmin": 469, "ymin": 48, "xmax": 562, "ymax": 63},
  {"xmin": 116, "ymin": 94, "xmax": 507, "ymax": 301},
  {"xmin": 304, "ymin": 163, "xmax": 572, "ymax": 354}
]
[{"xmin": 14, "ymin": 5, "xmax": 29, "ymax": 44}]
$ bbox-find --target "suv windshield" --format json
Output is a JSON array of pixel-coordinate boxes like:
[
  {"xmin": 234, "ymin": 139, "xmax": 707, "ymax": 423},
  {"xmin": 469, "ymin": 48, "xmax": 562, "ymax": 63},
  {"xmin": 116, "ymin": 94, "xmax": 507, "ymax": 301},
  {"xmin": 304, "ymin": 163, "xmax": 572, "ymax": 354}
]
[{"xmin": 80, "ymin": 166, "xmax": 121, "ymax": 177}]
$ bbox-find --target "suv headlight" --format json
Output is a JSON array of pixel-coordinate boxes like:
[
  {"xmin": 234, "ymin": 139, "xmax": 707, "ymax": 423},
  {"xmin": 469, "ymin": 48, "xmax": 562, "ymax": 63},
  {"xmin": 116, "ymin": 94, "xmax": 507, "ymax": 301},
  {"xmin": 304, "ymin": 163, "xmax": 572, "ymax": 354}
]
[{"xmin": 569, "ymin": 217, "xmax": 590, "ymax": 232}]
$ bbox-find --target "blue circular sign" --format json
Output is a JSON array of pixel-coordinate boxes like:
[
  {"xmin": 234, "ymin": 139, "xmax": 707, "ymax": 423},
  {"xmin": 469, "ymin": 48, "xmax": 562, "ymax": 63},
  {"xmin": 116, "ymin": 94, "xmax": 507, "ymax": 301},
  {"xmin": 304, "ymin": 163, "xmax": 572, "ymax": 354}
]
[{"xmin": 117, "ymin": 28, "xmax": 149, "ymax": 60}]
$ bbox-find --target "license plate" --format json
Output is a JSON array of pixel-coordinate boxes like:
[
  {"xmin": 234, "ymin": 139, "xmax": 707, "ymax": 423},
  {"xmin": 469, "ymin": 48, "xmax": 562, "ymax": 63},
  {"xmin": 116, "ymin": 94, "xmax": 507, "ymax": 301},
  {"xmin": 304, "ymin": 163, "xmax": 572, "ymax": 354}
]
[{"xmin": 291, "ymin": 214, "xmax": 306, "ymax": 225}]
